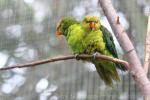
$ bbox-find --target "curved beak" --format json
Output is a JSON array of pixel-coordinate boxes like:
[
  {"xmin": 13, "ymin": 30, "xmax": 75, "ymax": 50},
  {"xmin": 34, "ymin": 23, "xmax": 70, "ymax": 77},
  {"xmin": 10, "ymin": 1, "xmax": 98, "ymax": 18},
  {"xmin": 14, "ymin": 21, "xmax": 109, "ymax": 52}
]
[
  {"xmin": 55, "ymin": 31, "xmax": 62, "ymax": 36},
  {"xmin": 89, "ymin": 21, "xmax": 96, "ymax": 30},
  {"xmin": 55, "ymin": 25, "xmax": 63, "ymax": 37}
]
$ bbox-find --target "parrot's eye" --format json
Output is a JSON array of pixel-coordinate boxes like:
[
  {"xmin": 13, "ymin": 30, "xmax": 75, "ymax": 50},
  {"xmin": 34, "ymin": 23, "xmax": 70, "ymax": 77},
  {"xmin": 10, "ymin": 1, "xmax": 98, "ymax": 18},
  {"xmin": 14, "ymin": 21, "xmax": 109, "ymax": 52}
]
[{"xmin": 86, "ymin": 21, "xmax": 90, "ymax": 23}]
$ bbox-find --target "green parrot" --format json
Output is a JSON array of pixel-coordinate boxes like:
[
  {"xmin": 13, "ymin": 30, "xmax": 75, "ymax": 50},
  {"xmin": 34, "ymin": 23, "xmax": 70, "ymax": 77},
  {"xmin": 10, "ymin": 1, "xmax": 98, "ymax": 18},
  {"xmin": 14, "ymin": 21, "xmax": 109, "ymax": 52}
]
[{"xmin": 55, "ymin": 16, "xmax": 126, "ymax": 86}]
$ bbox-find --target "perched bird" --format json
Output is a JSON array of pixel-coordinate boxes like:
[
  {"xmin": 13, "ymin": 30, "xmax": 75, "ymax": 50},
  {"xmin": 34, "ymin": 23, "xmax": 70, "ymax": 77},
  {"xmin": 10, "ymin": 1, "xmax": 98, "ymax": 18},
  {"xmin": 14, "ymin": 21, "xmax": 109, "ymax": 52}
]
[
  {"xmin": 55, "ymin": 16, "xmax": 126, "ymax": 86},
  {"xmin": 56, "ymin": 17, "xmax": 85, "ymax": 54}
]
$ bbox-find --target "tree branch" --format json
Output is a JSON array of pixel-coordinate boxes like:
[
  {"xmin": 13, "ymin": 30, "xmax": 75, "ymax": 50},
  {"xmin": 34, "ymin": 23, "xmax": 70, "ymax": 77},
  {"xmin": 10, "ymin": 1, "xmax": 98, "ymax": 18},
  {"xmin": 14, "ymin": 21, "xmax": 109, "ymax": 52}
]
[
  {"xmin": 99, "ymin": 0, "xmax": 150, "ymax": 98},
  {"xmin": 0, "ymin": 54, "xmax": 129, "ymax": 71},
  {"xmin": 144, "ymin": 10, "xmax": 150, "ymax": 74}
]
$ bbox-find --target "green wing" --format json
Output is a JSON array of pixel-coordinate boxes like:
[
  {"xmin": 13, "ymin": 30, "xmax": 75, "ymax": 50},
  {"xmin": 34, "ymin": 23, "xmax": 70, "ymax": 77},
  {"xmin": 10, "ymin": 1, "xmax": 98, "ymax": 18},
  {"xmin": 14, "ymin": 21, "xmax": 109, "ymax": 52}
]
[
  {"xmin": 100, "ymin": 25, "xmax": 127, "ymax": 71},
  {"xmin": 100, "ymin": 25, "xmax": 118, "ymax": 58}
]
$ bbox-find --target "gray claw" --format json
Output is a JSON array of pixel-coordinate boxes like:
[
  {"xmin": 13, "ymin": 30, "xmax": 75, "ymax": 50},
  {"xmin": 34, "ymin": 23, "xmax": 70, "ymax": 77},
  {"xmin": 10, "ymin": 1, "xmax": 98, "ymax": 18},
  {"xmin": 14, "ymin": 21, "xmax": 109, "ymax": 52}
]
[
  {"xmin": 74, "ymin": 54, "xmax": 80, "ymax": 60},
  {"xmin": 92, "ymin": 52, "xmax": 99, "ymax": 59}
]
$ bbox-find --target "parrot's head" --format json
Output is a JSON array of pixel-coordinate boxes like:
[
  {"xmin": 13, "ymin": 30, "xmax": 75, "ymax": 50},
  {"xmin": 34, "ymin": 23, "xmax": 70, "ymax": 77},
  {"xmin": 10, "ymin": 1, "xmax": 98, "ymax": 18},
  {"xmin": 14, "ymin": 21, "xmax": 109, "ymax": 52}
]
[
  {"xmin": 82, "ymin": 16, "xmax": 101, "ymax": 31},
  {"xmin": 55, "ymin": 17, "xmax": 78, "ymax": 37}
]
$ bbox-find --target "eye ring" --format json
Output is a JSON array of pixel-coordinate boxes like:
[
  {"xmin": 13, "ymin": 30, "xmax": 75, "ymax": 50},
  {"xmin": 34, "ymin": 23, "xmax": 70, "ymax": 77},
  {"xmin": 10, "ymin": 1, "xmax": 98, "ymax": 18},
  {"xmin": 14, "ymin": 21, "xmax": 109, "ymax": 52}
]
[{"xmin": 86, "ymin": 21, "xmax": 90, "ymax": 23}]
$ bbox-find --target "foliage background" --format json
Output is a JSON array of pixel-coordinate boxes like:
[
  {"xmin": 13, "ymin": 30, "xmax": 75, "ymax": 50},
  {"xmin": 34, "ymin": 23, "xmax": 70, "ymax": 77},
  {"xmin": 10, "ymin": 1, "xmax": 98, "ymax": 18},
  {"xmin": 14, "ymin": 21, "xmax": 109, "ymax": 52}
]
[{"xmin": 0, "ymin": 0, "xmax": 149, "ymax": 100}]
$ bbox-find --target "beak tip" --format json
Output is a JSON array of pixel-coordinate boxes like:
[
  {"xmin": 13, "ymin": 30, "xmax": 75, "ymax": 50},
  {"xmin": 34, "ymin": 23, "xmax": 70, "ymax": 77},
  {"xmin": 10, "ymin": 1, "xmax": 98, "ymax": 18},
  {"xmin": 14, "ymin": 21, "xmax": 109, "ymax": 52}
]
[
  {"xmin": 55, "ymin": 31, "xmax": 62, "ymax": 37},
  {"xmin": 89, "ymin": 22, "xmax": 96, "ymax": 30}
]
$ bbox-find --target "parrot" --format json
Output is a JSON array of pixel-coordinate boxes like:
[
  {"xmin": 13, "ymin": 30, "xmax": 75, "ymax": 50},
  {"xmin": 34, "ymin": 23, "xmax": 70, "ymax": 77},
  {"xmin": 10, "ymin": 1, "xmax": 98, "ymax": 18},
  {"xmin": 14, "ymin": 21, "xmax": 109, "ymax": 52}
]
[{"xmin": 55, "ymin": 16, "xmax": 127, "ymax": 86}]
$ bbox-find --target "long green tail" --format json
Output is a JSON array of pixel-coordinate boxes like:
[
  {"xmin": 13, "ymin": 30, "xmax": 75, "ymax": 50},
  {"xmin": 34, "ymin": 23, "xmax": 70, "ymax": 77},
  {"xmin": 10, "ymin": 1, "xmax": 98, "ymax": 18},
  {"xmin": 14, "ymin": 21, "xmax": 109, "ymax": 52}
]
[{"xmin": 92, "ymin": 60, "xmax": 120, "ymax": 86}]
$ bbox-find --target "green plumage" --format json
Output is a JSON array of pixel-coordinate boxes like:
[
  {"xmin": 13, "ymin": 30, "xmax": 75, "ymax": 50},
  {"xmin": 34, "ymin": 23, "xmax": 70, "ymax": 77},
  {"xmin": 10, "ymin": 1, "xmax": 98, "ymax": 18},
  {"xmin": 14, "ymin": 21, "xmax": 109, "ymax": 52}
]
[
  {"xmin": 83, "ymin": 29, "xmax": 120, "ymax": 86},
  {"xmin": 67, "ymin": 24, "xmax": 85, "ymax": 53},
  {"xmin": 56, "ymin": 16, "xmax": 126, "ymax": 86}
]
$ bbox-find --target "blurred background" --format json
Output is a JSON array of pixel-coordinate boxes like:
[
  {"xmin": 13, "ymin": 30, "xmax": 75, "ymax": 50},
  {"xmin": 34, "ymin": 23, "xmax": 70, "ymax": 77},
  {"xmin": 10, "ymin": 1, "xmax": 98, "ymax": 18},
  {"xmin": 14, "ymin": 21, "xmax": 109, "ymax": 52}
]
[{"xmin": 0, "ymin": 0, "xmax": 149, "ymax": 100}]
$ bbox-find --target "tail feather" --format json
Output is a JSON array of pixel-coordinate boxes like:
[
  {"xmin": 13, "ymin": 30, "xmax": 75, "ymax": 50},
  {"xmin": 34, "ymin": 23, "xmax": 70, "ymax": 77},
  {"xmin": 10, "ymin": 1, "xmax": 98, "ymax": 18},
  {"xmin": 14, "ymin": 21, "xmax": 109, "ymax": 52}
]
[
  {"xmin": 93, "ymin": 60, "xmax": 120, "ymax": 86},
  {"xmin": 95, "ymin": 65, "xmax": 113, "ymax": 86}
]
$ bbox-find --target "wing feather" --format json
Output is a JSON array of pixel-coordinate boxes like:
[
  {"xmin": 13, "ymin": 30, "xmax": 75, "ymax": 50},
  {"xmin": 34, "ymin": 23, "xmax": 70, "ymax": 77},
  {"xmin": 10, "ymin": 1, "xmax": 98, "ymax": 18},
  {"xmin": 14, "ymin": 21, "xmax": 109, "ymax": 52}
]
[{"xmin": 100, "ymin": 25, "xmax": 127, "ymax": 71}]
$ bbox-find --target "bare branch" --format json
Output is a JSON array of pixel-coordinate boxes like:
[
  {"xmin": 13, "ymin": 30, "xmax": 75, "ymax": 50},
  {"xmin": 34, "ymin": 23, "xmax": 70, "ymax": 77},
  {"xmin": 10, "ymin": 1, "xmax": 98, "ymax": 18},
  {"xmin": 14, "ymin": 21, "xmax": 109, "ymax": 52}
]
[
  {"xmin": 99, "ymin": 0, "xmax": 150, "ymax": 97},
  {"xmin": 144, "ymin": 10, "xmax": 150, "ymax": 74},
  {"xmin": 0, "ymin": 54, "xmax": 129, "ymax": 71}
]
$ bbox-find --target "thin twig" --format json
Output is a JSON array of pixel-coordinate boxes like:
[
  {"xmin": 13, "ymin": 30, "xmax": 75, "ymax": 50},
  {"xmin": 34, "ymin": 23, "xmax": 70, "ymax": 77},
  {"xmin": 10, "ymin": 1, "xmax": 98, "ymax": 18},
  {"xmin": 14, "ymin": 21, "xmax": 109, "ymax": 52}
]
[
  {"xmin": 144, "ymin": 10, "xmax": 150, "ymax": 74},
  {"xmin": 0, "ymin": 54, "xmax": 129, "ymax": 71}
]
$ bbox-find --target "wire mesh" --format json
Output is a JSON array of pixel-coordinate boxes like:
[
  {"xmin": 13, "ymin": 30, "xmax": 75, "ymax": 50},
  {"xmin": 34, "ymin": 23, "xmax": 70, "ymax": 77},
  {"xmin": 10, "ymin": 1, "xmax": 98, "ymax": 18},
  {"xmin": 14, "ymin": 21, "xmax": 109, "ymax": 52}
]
[{"xmin": 0, "ymin": 0, "xmax": 149, "ymax": 100}]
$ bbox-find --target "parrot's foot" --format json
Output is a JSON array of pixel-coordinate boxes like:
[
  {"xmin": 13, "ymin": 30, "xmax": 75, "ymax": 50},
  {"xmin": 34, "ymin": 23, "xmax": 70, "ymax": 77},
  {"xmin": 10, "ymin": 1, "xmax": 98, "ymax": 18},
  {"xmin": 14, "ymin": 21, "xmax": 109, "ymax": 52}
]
[
  {"xmin": 74, "ymin": 54, "xmax": 80, "ymax": 60},
  {"xmin": 92, "ymin": 52, "xmax": 99, "ymax": 59}
]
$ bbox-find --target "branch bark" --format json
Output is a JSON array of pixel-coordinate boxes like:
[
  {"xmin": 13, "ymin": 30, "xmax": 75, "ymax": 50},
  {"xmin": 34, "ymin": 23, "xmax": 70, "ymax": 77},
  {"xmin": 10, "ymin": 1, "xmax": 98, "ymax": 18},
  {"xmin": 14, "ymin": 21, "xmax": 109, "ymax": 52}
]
[
  {"xmin": 144, "ymin": 11, "xmax": 150, "ymax": 74},
  {"xmin": 99, "ymin": 0, "xmax": 150, "ymax": 97},
  {"xmin": 0, "ymin": 54, "xmax": 129, "ymax": 71}
]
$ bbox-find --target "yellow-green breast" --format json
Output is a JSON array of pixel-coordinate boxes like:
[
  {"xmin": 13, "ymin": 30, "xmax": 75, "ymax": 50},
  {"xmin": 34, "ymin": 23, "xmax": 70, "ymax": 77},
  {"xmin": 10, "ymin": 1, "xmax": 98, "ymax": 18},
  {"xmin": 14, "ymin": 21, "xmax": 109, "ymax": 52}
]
[{"xmin": 83, "ymin": 30, "xmax": 106, "ymax": 54}]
